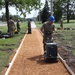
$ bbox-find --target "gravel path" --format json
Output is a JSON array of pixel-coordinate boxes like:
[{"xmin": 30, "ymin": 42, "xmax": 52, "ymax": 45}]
[{"xmin": 6, "ymin": 29, "xmax": 70, "ymax": 75}]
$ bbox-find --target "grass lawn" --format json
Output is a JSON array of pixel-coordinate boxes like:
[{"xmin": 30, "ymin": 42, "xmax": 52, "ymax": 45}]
[
  {"xmin": 55, "ymin": 20, "xmax": 75, "ymax": 54},
  {"xmin": 35, "ymin": 21, "xmax": 75, "ymax": 56},
  {"xmin": 0, "ymin": 22, "xmax": 28, "ymax": 74}
]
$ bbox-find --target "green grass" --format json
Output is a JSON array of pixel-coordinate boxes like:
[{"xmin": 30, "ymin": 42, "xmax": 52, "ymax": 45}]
[
  {"xmin": 35, "ymin": 22, "xmax": 42, "ymax": 28},
  {"xmin": 0, "ymin": 22, "xmax": 27, "ymax": 47},
  {"xmin": 35, "ymin": 21, "xmax": 75, "ymax": 55},
  {"xmin": 0, "ymin": 51, "xmax": 10, "ymax": 73},
  {"xmin": 55, "ymin": 20, "xmax": 75, "ymax": 28},
  {"xmin": 0, "ymin": 26, "xmax": 7, "ymax": 33},
  {"xmin": 56, "ymin": 30, "xmax": 75, "ymax": 43},
  {"xmin": 0, "ymin": 22, "xmax": 28, "ymax": 74},
  {"xmin": 35, "ymin": 20, "xmax": 75, "ymax": 29},
  {"xmin": 54, "ymin": 21, "xmax": 75, "ymax": 55},
  {"xmin": 72, "ymin": 50, "xmax": 75, "ymax": 55}
]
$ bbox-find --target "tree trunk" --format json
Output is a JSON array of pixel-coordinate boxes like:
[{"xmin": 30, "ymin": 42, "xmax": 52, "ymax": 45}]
[
  {"xmin": 67, "ymin": 0, "xmax": 70, "ymax": 23},
  {"xmin": 5, "ymin": 1, "xmax": 9, "ymax": 32}
]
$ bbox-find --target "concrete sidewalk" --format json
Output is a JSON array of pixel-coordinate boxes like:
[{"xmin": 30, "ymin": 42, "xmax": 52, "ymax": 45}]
[{"xmin": 31, "ymin": 21, "xmax": 36, "ymax": 28}]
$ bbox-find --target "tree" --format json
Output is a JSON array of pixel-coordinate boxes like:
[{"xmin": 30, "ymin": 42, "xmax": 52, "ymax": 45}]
[
  {"xmin": 53, "ymin": 0, "xmax": 75, "ymax": 22},
  {"xmin": 41, "ymin": 0, "xmax": 50, "ymax": 23},
  {"xmin": 65, "ymin": 0, "xmax": 75, "ymax": 22},
  {"xmin": 53, "ymin": 0, "xmax": 63, "ymax": 22},
  {"xmin": 62, "ymin": 0, "xmax": 70, "ymax": 23},
  {"xmin": 1, "ymin": 12, "xmax": 6, "ymax": 21},
  {"xmin": 0, "ymin": 0, "xmax": 41, "ymax": 32}
]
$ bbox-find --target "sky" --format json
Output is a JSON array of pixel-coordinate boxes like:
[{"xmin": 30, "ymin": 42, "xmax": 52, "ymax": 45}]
[{"xmin": 0, "ymin": 0, "xmax": 45, "ymax": 18}]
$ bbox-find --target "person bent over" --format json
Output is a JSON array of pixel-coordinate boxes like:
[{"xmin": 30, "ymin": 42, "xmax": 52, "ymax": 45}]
[
  {"xmin": 8, "ymin": 17, "xmax": 15, "ymax": 37},
  {"xmin": 40, "ymin": 16, "xmax": 55, "ymax": 51}
]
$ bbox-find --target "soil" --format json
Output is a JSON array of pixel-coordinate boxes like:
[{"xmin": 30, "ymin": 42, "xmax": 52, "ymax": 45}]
[
  {"xmin": 56, "ymin": 40, "xmax": 75, "ymax": 73},
  {"xmin": 3, "ymin": 29, "xmax": 70, "ymax": 75},
  {"xmin": 53, "ymin": 33, "xmax": 75, "ymax": 74}
]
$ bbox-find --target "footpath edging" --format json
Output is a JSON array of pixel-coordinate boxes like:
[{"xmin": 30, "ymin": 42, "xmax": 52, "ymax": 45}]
[
  {"xmin": 5, "ymin": 32, "xmax": 27, "ymax": 75},
  {"xmin": 58, "ymin": 54, "xmax": 75, "ymax": 75}
]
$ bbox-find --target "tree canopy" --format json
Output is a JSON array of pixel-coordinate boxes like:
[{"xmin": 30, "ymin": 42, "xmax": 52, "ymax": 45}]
[
  {"xmin": 0, "ymin": 0, "xmax": 41, "ymax": 16},
  {"xmin": 0, "ymin": 0, "xmax": 41, "ymax": 31},
  {"xmin": 53, "ymin": 0, "xmax": 75, "ymax": 22},
  {"xmin": 53, "ymin": 0, "xmax": 63, "ymax": 22},
  {"xmin": 41, "ymin": 0, "xmax": 50, "ymax": 23}
]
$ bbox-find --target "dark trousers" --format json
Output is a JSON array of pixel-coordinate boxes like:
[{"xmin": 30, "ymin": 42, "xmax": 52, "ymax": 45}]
[
  {"xmin": 43, "ymin": 34, "xmax": 52, "ymax": 51},
  {"xmin": 28, "ymin": 28, "xmax": 31, "ymax": 34}
]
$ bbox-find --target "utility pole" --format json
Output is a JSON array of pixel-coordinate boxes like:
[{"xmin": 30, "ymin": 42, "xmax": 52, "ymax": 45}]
[
  {"xmin": 48, "ymin": 0, "xmax": 53, "ymax": 15},
  {"xmin": 39, "ymin": 0, "xmax": 41, "ymax": 23},
  {"xmin": 67, "ymin": 0, "xmax": 70, "ymax": 23},
  {"xmin": 51, "ymin": 0, "xmax": 53, "ymax": 15}
]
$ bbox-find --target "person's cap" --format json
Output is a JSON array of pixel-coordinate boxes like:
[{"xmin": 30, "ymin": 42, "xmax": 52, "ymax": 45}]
[
  {"xmin": 48, "ymin": 16, "xmax": 55, "ymax": 22},
  {"xmin": 30, "ymin": 18, "xmax": 33, "ymax": 21}
]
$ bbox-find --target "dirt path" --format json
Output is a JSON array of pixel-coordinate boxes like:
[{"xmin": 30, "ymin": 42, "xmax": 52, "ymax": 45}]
[{"xmin": 6, "ymin": 29, "xmax": 70, "ymax": 75}]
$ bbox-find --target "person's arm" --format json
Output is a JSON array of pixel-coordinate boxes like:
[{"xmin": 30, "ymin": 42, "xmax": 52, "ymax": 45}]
[
  {"xmin": 53, "ymin": 24, "xmax": 55, "ymax": 32},
  {"xmin": 13, "ymin": 20, "xmax": 16, "ymax": 30},
  {"xmin": 40, "ymin": 24, "xmax": 44, "ymax": 33}
]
